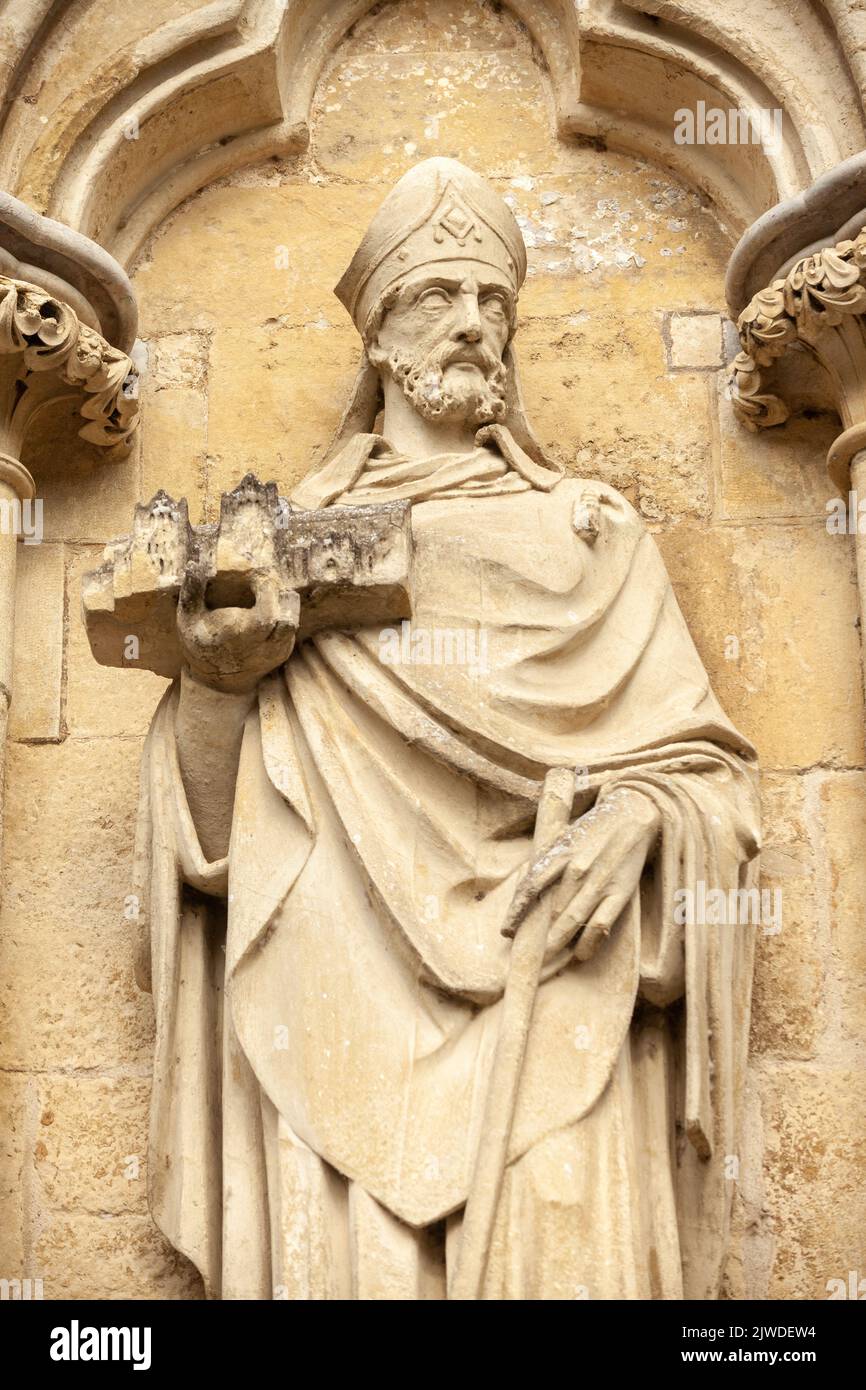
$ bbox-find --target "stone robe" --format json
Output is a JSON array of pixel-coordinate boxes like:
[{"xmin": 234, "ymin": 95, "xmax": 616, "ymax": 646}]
[{"xmin": 135, "ymin": 427, "xmax": 760, "ymax": 1299}]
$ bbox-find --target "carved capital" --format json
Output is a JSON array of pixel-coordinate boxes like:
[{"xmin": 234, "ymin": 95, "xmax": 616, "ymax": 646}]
[
  {"xmin": 0, "ymin": 273, "xmax": 139, "ymax": 460},
  {"xmin": 730, "ymin": 226, "xmax": 866, "ymax": 431}
]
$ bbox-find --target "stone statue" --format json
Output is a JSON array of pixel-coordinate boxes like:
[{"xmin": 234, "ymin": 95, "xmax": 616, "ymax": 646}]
[{"xmin": 86, "ymin": 158, "xmax": 760, "ymax": 1300}]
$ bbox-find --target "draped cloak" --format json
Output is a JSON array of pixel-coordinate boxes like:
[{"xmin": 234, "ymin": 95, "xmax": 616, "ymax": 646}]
[{"xmin": 134, "ymin": 425, "xmax": 760, "ymax": 1300}]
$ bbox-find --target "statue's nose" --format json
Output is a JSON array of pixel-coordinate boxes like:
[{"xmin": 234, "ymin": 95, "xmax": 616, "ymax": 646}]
[{"xmin": 454, "ymin": 295, "xmax": 482, "ymax": 342}]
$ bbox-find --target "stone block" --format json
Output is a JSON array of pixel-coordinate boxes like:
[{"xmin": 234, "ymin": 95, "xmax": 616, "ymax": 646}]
[
  {"xmin": 718, "ymin": 384, "xmax": 840, "ymax": 521},
  {"xmin": 750, "ymin": 774, "xmax": 823, "ymax": 1059},
  {"xmin": 20, "ymin": 396, "xmax": 141, "ymax": 545},
  {"xmin": 820, "ymin": 771, "xmax": 866, "ymax": 1043},
  {"xmin": 207, "ymin": 323, "xmax": 361, "ymax": 501},
  {"xmin": 658, "ymin": 521, "xmax": 864, "ymax": 769},
  {"xmin": 35, "ymin": 1214, "xmax": 203, "ymax": 1300},
  {"xmin": 136, "ymin": 183, "xmax": 384, "ymax": 339},
  {"xmin": 517, "ymin": 312, "xmax": 714, "ymax": 521},
  {"xmin": 33, "ymin": 1076, "xmax": 150, "ymax": 1217},
  {"xmin": 0, "ymin": 738, "xmax": 154, "ymax": 1071},
  {"xmin": 139, "ymin": 334, "xmax": 209, "ymax": 518},
  {"xmin": 11, "ymin": 541, "xmax": 64, "ymax": 740},
  {"xmin": 0, "ymin": 1072, "xmax": 29, "ymax": 1273},
  {"xmin": 665, "ymin": 311, "xmax": 723, "ymax": 369},
  {"xmin": 761, "ymin": 1068, "xmax": 866, "ymax": 1299}
]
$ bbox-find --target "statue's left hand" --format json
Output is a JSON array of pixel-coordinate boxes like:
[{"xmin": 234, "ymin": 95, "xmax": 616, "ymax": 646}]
[
  {"xmin": 501, "ymin": 787, "xmax": 661, "ymax": 962},
  {"xmin": 177, "ymin": 567, "xmax": 300, "ymax": 694}
]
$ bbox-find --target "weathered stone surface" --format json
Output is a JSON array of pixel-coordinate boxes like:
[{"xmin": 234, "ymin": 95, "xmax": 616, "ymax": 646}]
[
  {"xmin": 761, "ymin": 1068, "xmax": 866, "ymax": 1299},
  {"xmin": 510, "ymin": 164, "xmax": 730, "ymax": 320},
  {"xmin": 0, "ymin": 694, "xmax": 7, "ymax": 863},
  {"xmin": 139, "ymin": 334, "xmax": 209, "ymax": 514},
  {"xmin": 11, "ymin": 541, "xmax": 64, "ymax": 740},
  {"xmin": 820, "ymin": 772, "xmax": 866, "ymax": 1043},
  {"xmin": 718, "ymin": 385, "xmax": 840, "ymax": 522},
  {"xmin": 35, "ymin": 1214, "xmax": 203, "ymax": 1301},
  {"xmin": 21, "ymin": 396, "xmax": 141, "ymax": 544},
  {"xmin": 665, "ymin": 311, "xmax": 722, "ymax": 370},
  {"xmin": 721, "ymin": 1077, "xmax": 776, "ymax": 1300},
  {"xmin": 0, "ymin": 1072, "xmax": 29, "ymax": 1272},
  {"xmin": 517, "ymin": 312, "xmax": 714, "ymax": 521},
  {"xmin": 751, "ymin": 774, "xmax": 823, "ymax": 1059},
  {"xmin": 348, "ymin": 0, "xmax": 517, "ymax": 52},
  {"xmin": 83, "ymin": 481, "xmax": 413, "ymax": 675},
  {"xmin": 658, "ymin": 521, "xmax": 864, "ymax": 769},
  {"xmin": 9, "ymin": 0, "xmax": 218, "ymax": 213},
  {"xmin": 314, "ymin": 50, "xmax": 558, "ymax": 183},
  {"xmin": 135, "ymin": 183, "xmax": 384, "ymax": 340},
  {"xmin": 0, "ymin": 0, "xmax": 863, "ymax": 1308},
  {"xmin": 32, "ymin": 1076, "xmax": 150, "ymax": 1217},
  {"xmin": 0, "ymin": 738, "xmax": 154, "ymax": 1071},
  {"xmin": 206, "ymin": 324, "xmax": 360, "ymax": 500}
]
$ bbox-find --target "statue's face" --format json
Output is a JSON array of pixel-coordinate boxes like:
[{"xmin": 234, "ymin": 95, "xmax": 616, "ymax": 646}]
[{"xmin": 368, "ymin": 259, "xmax": 515, "ymax": 428}]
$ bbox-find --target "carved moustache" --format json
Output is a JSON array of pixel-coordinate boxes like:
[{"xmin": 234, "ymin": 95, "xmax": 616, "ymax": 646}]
[{"xmin": 427, "ymin": 339, "xmax": 503, "ymax": 375}]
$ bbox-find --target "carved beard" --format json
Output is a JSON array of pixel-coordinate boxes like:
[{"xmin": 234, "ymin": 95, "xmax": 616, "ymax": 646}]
[{"xmin": 372, "ymin": 339, "xmax": 508, "ymax": 427}]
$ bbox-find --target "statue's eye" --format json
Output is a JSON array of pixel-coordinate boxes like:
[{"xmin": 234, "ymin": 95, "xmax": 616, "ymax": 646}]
[
  {"xmin": 417, "ymin": 288, "xmax": 452, "ymax": 311},
  {"xmin": 481, "ymin": 294, "xmax": 507, "ymax": 318}
]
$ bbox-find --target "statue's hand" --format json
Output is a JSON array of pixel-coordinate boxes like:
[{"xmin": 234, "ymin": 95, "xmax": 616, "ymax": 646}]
[
  {"xmin": 177, "ymin": 567, "xmax": 300, "ymax": 695},
  {"xmin": 501, "ymin": 787, "xmax": 661, "ymax": 962}
]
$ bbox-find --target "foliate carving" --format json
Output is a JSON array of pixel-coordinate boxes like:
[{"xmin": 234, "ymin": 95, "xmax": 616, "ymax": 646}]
[
  {"xmin": 730, "ymin": 228, "xmax": 866, "ymax": 430},
  {"xmin": 0, "ymin": 274, "xmax": 139, "ymax": 450}
]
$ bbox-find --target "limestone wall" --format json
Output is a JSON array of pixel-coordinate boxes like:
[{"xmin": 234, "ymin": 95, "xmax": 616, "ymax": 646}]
[{"xmin": 0, "ymin": 0, "xmax": 864, "ymax": 1300}]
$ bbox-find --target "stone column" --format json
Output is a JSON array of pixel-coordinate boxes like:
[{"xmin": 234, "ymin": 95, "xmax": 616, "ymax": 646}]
[
  {"xmin": 0, "ymin": 457, "xmax": 26, "ymax": 844},
  {"xmin": 729, "ymin": 221, "xmax": 866, "ymax": 698},
  {"xmin": 0, "ymin": 205, "xmax": 139, "ymax": 869}
]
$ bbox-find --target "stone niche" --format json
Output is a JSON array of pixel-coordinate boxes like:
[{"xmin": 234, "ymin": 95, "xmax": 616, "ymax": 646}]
[{"xmin": 0, "ymin": 0, "xmax": 864, "ymax": 1302}]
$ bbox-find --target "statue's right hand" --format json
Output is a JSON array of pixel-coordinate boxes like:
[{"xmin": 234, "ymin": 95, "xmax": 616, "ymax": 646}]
[{"xmin": 177, "ymin": 567, "xmax": 300, "ymax": 694}]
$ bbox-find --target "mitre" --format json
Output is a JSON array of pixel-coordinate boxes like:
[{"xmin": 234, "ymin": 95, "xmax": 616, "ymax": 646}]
[{"xmin": 335, "ymin": 156, "xmax": 527, "ymax": 337}]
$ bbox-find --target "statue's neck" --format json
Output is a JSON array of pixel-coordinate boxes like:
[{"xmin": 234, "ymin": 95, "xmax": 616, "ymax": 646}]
[{"xmin": 380, "ymin": 374, "xmax": 480, "ymax": 460}]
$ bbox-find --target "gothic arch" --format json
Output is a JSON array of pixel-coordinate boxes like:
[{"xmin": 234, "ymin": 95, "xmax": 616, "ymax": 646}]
[{"xmin": 0, "ymin": 0, "xmax": 862, "ymax": 270}]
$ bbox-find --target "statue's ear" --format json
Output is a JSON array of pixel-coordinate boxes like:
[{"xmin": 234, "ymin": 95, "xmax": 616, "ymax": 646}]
[
  {"xmin": 325, "ymin": 351, "xmax": 384, "ymax": 458},
  {"xmin": 501, "ymin": 342, "xmax": 551, "ymax": 467}
]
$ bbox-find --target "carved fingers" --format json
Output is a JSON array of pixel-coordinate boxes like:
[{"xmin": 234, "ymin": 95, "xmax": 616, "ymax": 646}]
[
  {"xmin": 549, "ymin": 791, "xmax": 661, "ymax": 962},
  {"xmin": 501, "ymin": 788, "xmax": 662, "ymax": 963},
  {"xmin": 500, "ymin": 825, "xmax": 577, "ymax": 938}
]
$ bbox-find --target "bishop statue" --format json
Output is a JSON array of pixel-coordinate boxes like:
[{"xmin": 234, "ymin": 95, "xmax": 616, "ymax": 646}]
[{"xmin": 89, "ymin": 159, "xmax": 760, "ymax": 1300}]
